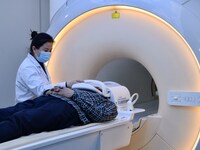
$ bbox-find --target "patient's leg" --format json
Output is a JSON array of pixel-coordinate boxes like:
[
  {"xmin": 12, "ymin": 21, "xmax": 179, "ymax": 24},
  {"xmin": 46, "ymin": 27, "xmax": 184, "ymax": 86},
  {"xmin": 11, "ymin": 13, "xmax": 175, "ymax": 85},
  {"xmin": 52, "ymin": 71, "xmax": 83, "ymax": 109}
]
[
  {"xmin": 0, "ymin": 96, "xmax": 82, "ymax": 143},
  {"xmin": 0, "ymin": 100, "xmax": 34, "ymax": 122},
  {"xmin": 0, "ymin": 95, "xmax": 53, "ymax": 122}
]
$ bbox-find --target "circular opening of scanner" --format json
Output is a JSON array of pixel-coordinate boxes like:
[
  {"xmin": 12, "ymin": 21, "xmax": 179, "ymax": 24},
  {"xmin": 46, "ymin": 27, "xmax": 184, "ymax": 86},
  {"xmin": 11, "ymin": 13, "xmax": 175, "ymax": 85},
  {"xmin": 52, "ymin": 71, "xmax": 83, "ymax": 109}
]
[
  {"xmin": 47, "ymin": 6, "xmax": 200, "ymax": 150},
  {"xmin": 96, "ymin": 58, "xmax": 159, "ymax": 122}
]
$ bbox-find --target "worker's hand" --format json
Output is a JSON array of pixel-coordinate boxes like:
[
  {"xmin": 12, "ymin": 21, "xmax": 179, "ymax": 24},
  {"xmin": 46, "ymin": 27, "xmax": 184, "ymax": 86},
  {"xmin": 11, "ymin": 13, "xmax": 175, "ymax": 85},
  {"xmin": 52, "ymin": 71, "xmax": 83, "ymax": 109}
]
[
  {"xmin": 53, "ymin": 87, "xmax": 74, "ymax": 98},
  {"xmin": 66, "ymin": 80, "xmax": 83, "ymax": 88}
]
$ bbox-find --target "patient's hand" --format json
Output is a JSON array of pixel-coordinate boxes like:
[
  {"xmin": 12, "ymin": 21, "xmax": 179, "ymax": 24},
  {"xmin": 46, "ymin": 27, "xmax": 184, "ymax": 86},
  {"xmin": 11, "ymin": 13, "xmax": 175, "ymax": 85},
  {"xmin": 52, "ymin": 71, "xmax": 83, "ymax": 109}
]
[
  {"xmin": 52, "ymin": 87, "xmax": 74, "ymax": 98},
  {"xmin": 45, "ymin": 86, "xmax": 61, "ymax": 95}
]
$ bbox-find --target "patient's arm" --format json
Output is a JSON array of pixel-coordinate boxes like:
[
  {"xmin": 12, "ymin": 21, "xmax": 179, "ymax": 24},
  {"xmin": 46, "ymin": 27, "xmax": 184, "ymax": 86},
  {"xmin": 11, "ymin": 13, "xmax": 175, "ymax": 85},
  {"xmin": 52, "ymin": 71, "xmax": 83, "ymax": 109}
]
[
  {"xmin": 47, "ymin": 87, "xmax": 118, "ymax": 122},
  {"xmin": 53, "ymin": 87, "xmax": 74, "ymax": 98},
  {"xmin": 71, "ymin": 89, "xmax": 118, "ymax": 122},
  {"xmin": 46, "ymin": 87, "xmax": 74, "ymax": 98}
]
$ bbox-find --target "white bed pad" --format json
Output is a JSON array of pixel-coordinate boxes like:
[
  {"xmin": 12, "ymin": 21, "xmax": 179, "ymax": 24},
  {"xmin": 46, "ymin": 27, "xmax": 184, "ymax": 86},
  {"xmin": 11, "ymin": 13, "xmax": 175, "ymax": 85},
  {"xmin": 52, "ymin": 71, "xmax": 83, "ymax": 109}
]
[
  {"xmin": 0, "ymin": 123, "xmax": 98, "ymax": 149},
  {"xmin": 0, "ymin": 116, "xmax": 133, "ymax": 150}
]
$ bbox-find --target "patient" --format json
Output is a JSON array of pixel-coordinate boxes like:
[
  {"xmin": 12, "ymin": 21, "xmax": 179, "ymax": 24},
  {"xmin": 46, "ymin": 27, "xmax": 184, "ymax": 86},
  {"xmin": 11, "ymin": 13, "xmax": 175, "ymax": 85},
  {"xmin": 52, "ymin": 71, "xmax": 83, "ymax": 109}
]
[{"xmin": 0, "ymin": 87, "xmax": 118, "ymax": 143}]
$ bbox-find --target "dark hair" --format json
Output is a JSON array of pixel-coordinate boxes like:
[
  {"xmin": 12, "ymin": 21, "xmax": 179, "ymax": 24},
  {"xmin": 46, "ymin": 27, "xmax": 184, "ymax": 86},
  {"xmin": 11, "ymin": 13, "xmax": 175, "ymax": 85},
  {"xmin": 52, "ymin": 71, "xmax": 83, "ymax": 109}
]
[{"xmin": 30, "ymin": 31, "xmax": 54, "ymax": 54}]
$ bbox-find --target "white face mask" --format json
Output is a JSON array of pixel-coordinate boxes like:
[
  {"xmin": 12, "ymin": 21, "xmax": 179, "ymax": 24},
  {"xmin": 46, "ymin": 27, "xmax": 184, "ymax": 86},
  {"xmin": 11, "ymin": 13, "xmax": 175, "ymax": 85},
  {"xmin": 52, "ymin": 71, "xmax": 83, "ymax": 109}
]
[{"xmin": 36, "ymin": 51, "xmax": 51, "ymax": 63}]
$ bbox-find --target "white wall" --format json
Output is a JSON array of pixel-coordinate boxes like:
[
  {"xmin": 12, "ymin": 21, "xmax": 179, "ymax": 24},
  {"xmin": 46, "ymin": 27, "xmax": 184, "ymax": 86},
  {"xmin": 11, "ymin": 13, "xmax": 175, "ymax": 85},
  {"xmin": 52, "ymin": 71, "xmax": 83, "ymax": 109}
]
[{"xmin": 0, "ymin": 0, "xmax": 49, "ymax": 107}]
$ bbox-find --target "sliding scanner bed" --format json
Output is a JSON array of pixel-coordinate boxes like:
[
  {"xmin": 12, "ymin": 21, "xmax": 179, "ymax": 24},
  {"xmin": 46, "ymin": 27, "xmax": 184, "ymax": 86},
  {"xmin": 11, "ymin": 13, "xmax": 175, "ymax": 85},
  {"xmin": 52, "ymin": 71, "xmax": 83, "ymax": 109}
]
[
  {"xmin": 1, "ymin": 81, "xmax": 143, "ymax": 150},
  {"xmin": 0, "ymin": 109, "xmax": 137, "ymax": 150}
]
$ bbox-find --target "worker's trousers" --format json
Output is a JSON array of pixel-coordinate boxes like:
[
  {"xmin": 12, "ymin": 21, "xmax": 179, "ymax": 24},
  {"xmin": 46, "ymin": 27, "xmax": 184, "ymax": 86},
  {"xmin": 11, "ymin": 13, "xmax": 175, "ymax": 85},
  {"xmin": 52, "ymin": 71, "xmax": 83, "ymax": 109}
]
[{"xmin": 0, "ymin": 95, "xmax": 82, "ymax": 143}]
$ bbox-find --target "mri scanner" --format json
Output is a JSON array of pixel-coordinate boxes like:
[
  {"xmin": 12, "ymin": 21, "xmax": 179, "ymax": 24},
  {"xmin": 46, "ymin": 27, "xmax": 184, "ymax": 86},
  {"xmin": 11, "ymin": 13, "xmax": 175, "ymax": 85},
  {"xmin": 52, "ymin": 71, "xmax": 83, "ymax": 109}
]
[{"xmin": 0, "ymin": 0, "xmax": 200, "ymax": 149}]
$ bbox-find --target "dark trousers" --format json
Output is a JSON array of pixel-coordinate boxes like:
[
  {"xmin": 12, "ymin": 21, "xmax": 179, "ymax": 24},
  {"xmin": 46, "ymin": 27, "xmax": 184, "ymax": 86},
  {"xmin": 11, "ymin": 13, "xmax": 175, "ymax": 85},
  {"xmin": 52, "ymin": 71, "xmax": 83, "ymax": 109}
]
[{"xmin": 0, "ymin": 95, "xmax": 82, "ymax": 143}]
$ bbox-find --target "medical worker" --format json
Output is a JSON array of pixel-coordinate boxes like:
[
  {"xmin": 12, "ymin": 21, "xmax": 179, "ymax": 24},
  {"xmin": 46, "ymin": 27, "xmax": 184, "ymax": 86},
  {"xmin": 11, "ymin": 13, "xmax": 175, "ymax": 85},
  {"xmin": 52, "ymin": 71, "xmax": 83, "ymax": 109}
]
[{"xmin": 15, "ymin": 31, "xmax": 79, "ymax": 103}]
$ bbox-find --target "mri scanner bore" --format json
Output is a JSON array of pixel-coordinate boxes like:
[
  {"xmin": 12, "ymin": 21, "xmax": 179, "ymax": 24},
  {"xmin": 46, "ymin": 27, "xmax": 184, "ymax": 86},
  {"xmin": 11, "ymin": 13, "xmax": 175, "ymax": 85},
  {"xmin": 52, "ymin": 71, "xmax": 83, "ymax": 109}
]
[{"xmin": 95, "ymin": 58, "xmax": 159, "ymax": 123}]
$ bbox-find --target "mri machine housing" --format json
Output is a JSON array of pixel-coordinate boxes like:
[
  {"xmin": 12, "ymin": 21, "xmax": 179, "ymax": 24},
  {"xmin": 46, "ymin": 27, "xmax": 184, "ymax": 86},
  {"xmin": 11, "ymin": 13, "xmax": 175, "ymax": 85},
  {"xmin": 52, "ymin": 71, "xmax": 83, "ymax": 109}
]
[
  {"xmin": 0, "ymin": 0, "xmax": 199, "ymax": 149},
  {"xmin": 46, "ymin": 0, "xmax": 200, "ymax": 150}
]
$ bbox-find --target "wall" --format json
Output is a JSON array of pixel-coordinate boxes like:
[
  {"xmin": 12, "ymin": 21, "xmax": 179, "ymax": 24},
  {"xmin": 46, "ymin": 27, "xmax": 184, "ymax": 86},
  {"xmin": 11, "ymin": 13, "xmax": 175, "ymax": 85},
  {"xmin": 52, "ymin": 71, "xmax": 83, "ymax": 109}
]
[{"xmin": 0, "ymin": 0, "xmax": 49, "ymax": 107}]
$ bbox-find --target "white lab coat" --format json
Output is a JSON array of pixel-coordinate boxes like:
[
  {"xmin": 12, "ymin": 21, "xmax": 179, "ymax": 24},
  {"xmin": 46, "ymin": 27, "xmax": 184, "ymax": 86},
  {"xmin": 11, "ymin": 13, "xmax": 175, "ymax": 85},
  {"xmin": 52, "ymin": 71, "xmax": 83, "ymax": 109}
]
[{"xmin": 15, "ymin": 53, "xmax": 65, "ymax": 103}]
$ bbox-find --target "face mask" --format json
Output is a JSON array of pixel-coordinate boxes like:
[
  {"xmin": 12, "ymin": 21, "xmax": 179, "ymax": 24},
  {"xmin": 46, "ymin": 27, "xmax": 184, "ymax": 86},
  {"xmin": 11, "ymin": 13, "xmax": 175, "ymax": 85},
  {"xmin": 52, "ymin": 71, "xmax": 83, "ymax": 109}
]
[{"xmin": 36, "ymin": 51, "xmax": 51, "ymax": 63}]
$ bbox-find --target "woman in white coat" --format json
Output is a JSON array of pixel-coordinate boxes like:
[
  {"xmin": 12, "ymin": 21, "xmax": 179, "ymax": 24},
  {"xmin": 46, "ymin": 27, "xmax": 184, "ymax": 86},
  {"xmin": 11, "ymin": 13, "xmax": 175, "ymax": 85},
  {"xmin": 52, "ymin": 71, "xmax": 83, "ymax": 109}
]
[{"xmin": 15, "ymin": 31, "xmax": 79, "ymax": 103}]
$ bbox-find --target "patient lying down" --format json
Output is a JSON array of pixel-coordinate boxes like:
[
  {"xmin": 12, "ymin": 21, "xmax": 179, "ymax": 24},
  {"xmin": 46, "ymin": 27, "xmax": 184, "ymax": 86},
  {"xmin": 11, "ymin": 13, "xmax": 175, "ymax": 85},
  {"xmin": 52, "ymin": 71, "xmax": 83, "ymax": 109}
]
[{"xmin": 0, "ymin": 87, "xmax": 118, "ymax": 143}]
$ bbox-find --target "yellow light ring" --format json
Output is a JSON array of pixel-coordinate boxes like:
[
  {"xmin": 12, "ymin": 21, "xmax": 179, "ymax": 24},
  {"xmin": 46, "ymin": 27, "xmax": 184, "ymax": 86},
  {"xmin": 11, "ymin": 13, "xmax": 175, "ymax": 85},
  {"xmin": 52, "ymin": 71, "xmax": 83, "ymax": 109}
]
[{"xmin": 51, "ymin": 6, "xmax": 199, "ymax": 70}]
